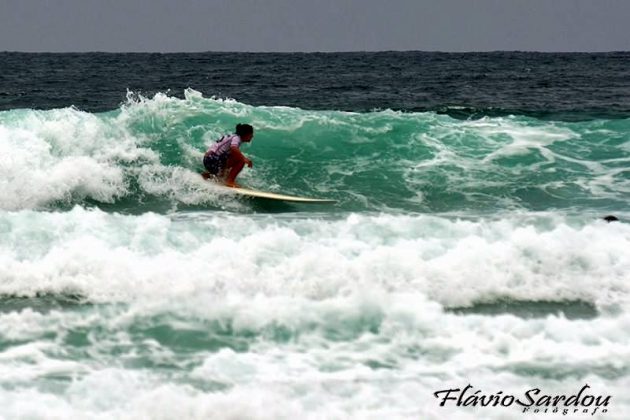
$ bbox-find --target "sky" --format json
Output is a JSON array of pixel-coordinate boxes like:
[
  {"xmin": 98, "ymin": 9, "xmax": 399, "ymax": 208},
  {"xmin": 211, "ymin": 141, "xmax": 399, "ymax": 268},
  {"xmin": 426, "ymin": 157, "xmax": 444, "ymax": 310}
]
[{"xmin": 1, "ymin": 0, "xmax": 629, "ymax": 52}]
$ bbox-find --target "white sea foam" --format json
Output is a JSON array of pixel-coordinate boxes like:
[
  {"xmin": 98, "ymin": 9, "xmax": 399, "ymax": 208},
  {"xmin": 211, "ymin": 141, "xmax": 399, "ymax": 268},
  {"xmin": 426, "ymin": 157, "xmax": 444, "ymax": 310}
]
[
  {"xmin": 0, "ymin": 208, "xmax": 628, "ymax": 308},
  {"xmin": 0, "ymin": 208, "xmax": 628, "ymax": 418},
  {"xmin": 0, "ymin": 107, "xmax": 151, "ymax": 210},
  {"xmin": 0, "ymin": 292, "xmax": 628, "ymax": 419}
]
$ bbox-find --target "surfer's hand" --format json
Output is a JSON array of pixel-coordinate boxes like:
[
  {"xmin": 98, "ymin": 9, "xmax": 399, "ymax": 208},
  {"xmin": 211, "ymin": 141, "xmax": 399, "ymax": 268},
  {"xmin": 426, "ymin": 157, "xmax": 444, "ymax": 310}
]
[{"xmin": 245, "ymin": 159, "xmax": 253, "ymax": 168}]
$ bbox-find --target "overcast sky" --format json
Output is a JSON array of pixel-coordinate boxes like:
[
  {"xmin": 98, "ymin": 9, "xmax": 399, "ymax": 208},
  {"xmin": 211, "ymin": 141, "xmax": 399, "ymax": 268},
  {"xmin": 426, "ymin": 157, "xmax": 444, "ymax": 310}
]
[{"xmin": 1, "ymin": 0, "xmax": 629, "ymax": 52}]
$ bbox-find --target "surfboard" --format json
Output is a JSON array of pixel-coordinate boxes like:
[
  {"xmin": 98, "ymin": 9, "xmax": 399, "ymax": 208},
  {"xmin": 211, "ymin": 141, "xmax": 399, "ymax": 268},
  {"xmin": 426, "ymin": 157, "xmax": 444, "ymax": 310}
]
[
  {"xmin": 201, "ymin": 172, "xmax": 336, "ymax": 203},
  {"xmin": 225, "ymin": 186, "xmax": 337, "ymax": 204}
]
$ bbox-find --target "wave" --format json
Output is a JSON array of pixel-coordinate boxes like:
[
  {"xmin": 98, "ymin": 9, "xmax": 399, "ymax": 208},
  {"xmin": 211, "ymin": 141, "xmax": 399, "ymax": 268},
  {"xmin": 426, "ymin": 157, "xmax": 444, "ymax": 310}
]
[{"xmin": 0, "ymin": 89, "xmax": 628, "ymax": 213}]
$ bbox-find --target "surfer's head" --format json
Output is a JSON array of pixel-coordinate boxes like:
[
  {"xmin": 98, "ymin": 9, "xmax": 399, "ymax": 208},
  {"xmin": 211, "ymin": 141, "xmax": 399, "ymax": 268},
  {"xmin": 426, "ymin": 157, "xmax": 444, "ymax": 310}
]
[{"xmin": 236, "ymin": 123, "xmax": 254, "ymax": 142}]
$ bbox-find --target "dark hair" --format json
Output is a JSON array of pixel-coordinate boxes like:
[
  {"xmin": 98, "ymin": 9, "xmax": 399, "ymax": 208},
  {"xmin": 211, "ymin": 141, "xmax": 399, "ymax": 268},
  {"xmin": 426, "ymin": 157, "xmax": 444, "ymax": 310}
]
[{"xmin": 235, "ymin": 123, "xmax": 254, "ymax": 136}]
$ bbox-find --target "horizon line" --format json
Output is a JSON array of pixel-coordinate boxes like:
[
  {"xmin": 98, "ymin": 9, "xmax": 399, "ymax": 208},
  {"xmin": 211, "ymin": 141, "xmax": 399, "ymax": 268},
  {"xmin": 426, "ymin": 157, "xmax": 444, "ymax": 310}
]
[{"xmin": 2, "ymin": 49, "xmax": 629, "ymax": 54}]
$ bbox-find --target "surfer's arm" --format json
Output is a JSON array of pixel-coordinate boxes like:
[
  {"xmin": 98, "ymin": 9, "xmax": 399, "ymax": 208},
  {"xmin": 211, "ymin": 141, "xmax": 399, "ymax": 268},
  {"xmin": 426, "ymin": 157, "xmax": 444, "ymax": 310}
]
[{"xmin": 230, "ymin": 146, "xmax": 253, "ymax": 167}]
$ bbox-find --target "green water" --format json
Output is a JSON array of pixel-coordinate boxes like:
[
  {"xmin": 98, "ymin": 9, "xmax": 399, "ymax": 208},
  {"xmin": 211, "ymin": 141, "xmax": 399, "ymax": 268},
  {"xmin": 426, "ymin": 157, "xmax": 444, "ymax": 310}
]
[{"xmin": 2, "ymin": 91, "xmax": 627, "ymax": 215}]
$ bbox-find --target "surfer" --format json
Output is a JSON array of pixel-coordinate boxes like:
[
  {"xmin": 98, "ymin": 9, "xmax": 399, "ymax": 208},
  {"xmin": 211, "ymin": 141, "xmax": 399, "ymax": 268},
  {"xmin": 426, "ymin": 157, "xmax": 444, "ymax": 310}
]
[{"xmin": 202, "ymin": 123, "xmax": 254, "ymax": 187}]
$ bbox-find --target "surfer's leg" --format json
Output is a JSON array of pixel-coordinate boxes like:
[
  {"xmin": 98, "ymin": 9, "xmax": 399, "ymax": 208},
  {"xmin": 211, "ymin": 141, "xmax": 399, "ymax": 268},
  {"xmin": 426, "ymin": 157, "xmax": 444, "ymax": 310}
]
[{"xmin": 225, "ymin": 154, "xmax": 245, "ymax": 187}]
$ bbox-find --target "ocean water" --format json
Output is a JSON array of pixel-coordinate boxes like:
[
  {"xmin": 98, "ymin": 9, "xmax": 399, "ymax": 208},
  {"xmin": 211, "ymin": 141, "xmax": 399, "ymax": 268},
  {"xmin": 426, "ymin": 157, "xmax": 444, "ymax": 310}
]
[{"xmin": 0, "ymin": 52, "xmax": 629, "ymax": 419}]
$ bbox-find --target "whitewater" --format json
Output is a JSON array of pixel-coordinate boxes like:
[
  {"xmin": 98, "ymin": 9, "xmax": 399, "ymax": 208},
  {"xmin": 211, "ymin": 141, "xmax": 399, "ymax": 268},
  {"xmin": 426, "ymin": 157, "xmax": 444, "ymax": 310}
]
[{"xmin": 1, "ymin": 87, "xmax": 629, "ymax": 419}]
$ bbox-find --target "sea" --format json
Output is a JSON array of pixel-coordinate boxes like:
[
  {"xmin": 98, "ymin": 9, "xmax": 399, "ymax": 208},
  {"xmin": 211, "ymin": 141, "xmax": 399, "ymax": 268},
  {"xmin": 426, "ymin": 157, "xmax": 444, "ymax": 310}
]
[{"xmin": 0, "ymin": 52, "xmax": 629, "ymax": 419}]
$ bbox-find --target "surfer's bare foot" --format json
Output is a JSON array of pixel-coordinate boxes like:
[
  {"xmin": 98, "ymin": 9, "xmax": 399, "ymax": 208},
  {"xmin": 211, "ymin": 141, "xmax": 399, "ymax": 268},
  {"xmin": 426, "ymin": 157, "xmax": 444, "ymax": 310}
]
[{"xmin": 225, "ymin": 180, "xmax": 240, "ymax": 188}]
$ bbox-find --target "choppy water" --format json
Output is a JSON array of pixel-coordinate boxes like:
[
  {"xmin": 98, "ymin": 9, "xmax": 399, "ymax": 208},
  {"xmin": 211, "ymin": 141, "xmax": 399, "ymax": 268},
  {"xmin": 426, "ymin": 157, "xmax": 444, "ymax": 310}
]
[{"xmin": 0, "ymin": 52, "xmax": 629, "ymax": 419}]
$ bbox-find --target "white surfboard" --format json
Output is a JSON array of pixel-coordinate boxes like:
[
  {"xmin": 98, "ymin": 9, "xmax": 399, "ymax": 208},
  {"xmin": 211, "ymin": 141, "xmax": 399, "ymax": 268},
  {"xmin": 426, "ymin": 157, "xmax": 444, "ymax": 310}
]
[
  {"xmin": 226, "ymin": 186, "xmax": 336, "ymax": 204},
  {"xmin": 202, "ymin": 173, "xmax": 336, "ymax": 203}
]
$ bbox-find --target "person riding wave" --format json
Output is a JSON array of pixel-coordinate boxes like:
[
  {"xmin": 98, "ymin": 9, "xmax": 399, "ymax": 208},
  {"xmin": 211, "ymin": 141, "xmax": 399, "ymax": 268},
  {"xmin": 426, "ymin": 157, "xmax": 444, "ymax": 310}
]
[{"xmin": 202, "ymin": 123, "xmax": 254, "ymax": 188}]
